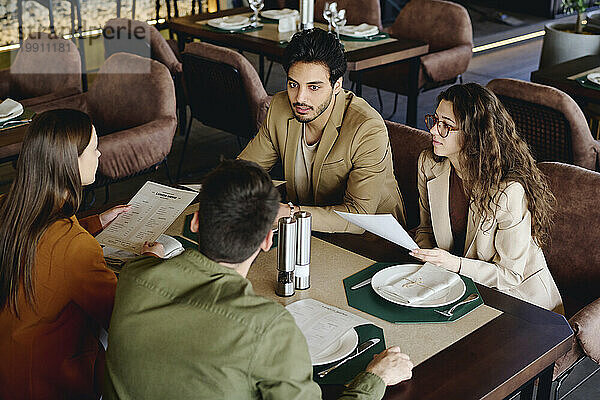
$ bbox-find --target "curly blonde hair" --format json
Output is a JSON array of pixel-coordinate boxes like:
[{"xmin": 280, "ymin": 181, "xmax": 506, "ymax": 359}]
[{"xmin": 430, "ymin": 83, "xmax": 555, "ymax": 247}]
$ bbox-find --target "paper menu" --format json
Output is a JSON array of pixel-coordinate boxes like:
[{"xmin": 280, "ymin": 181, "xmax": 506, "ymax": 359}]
[
  {"xmin": 95, "ymin": 181, "xmax": 198, "ymax": 254},
  {"xmin": 286, "ymin": 299, "xmax": 369, "ymax": 359},
  {"xmin": 334, "ymin": 211, "xmax": 419, "ymax": 251}
]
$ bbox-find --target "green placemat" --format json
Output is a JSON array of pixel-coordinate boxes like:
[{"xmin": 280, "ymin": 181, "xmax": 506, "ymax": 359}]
[
  {"xmin": 313, "ymin": 324, "xmax": 385, "ymax": 385},
  {"xmin": 178, "ymin": 214, "xmax": 277, "ymax": 249},
  {"xmin": 575, "ymin": 76, "xmax": 600, "ymax": 91},
  {"xmin": 258, "ymin": 16, "xmax": 279, "ymax": 24},
  {"xmin": 344, "ymin": 262, "xmax": 483, "ymax": 323},
  {"xmin": 340, "ymin": 32, "xmax": 390, "ymax": 42},
  {"xmin": 198, "ymin": 23, "xmax": 263, "ymax": 34},
  {"xmin": 0, "ymin": 108, "xmax": 35, "ymax": 132}
]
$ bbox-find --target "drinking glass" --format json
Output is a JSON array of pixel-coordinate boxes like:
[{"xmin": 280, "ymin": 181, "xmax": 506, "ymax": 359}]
[
  {"xmin": 323, "ymin": 2, "xmax": 333, "ymax": 32},
  {"xmin": 332, "ymin": 9, "xmax": 346, "ymax": 39},
  {"xmin": 249, "ymin": 0, "xmax": 264, "ymax": 26}
]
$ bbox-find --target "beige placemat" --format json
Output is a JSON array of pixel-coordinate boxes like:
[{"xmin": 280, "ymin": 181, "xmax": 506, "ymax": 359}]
[
  {"xmin": 568, "ymin": 65, "xmax": 600, "ymax": 80},
  {"xmin": 248, "ymin": 237, "xmax": 503, "ymax": 367}
]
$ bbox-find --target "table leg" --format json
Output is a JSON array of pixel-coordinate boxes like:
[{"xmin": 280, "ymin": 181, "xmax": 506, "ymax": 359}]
[
  {"xmin": 535, "ymin": 364, "xmax": 554, "ymax": 400},
  {"xmin": 519, "ymin": 379, "xmax": 534, "ymax": 400},
  {"xmin": 355, "ymin": 71, "xmax": 363, "ymax": 97},
  {"xmin": 175, "ymin": 31, "xmax": 188, "ymax": 53},
  {"xmin": 259, "ymin": 55, "xmax": 265, "ymax": 83},
  {"xmin": 406, "ymin": 56, "xmax": 420, "ymax": 127}
]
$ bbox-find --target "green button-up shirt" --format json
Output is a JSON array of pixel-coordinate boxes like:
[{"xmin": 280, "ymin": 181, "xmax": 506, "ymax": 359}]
[{"xmin": 104, "ymin": 249, "xmax": 385, "ymax": 400}]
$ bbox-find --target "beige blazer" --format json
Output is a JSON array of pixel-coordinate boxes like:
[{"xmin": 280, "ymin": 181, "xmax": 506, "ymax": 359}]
[
  {"xmin": 415, "ymin": 151, "xmax": 563, "ymax": 313},
  {"xmin": 239, "ymin": 90, "xmax": 405, "ymax": 233}
]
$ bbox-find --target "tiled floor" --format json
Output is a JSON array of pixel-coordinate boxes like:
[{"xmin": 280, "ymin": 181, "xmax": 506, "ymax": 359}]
[{"xmin": 1, "ymin": 36, "xmax": 598, "ymax": 399}]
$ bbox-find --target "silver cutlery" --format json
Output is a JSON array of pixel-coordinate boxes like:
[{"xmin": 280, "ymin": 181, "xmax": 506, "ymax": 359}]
[
  {"xmin": 350, "ymin": 277, "xmax": 372, "ymax": 290},
  {"xmin": 364, "ymin": 34, "xmax": 387, "ymax": 41},
  {"xmin": 317, "ymin": 338, "xmax": 380, "ymax": 378},
  {"xmin": 433, "ymin": 293, "xmax": 479, "ymax": 317}
]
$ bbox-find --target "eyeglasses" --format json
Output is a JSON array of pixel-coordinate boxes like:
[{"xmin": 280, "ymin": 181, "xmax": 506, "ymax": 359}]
[{"xmin": 424, "ymin": 114, "xmax": 460, "ymax": 138}]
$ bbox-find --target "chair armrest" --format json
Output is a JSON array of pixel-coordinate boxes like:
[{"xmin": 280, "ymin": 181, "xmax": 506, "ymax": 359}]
[
  {"xmin": 253, "ymin": 95, "xmax": 272, "ymax": 134},
  {"xmin": 420, "ymin": 44, "xmax": 472, "ymax": 83},
  {"xmin": 97, "ymin": 117, "xmax": 177, "ymax": 180},
  {"xmin": 571, "ymin": 297, "xmax": 600, "ymax": 363},
  {"xmin": 0, "ymin": 68, "xmax": 11, "ymax": 98},
  {"xmin": 595, "ymin": 140, "xmax": 600, "ymax": 172}
]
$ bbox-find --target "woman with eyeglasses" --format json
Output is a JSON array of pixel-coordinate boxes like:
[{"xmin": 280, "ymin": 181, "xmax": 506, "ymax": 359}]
[{"xmin": 410, "ymin": 83, "xmax": 563, "ymax": 313}]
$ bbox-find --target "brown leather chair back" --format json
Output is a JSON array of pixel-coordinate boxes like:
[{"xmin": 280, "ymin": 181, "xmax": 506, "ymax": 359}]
[
  {"xmin": 385, "ymin": 120, "xmax": 431, "ymax": 230},
  {"xmin": 314, "ymin": 0, "xmax": 383, "ymax": 30},
  {"xmin": 10, "ymin": 33, "xmax": 81, "ymax": 100},
  {"xmin": 488, "ymin": 78, "xmax": 600, "ymax": 172},
  {"xmin": 390, "ymin": 0, "xmax": 472, "ymax": 52},
  {"xmin": 182, "ymin": 42, "xmax": 270, "ymax": 137},
  {"xmin": 104, "ymin": 18, "xmax": 182, "ymax": 75},
  {"xmin": 538, "ymin": 162, "xmax": 600, "ymax": 318},
  {"xmin": 86, "ymin": 53, "xmax": 176, "ymax": 136}
]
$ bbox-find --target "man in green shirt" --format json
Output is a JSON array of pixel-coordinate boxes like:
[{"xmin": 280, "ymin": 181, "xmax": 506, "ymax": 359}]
[{"xmin": 104, "ymin": 159, "xmax": 413, "ymax": 399}]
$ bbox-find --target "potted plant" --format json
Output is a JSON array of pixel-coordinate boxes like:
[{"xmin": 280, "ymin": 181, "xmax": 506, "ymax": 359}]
[{"xmin": 539, "ymin": 0, "xmax": 600, "ymax": 68}]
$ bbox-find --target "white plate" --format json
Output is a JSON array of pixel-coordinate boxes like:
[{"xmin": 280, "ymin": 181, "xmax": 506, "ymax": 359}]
[
  {"xmin": 371, "ymin": 264, "xmax": 466, "ymax": 308},
  {"xmin": 261, "ymin": 8, "xmax": 299, "ymax": 20},
  {"xmin": 338, "ymin": 24, "xmax": 379, "ymax": 38},
  {"xmin": 205, "ymin": 16, "xmax": 251, "ymax": 30},
  {"xmin": 588, "ymin": 72, "xmax": 600, "ymax": 85},
  {"xmin": 311, "ymin": 329, "xmax": 359, "ymax": 366}
]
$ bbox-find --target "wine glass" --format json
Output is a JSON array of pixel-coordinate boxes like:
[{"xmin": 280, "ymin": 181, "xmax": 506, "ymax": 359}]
[
  {"xmin": 332, "ymin": 9, "xmax": 346, "ymax": 39},
  {"xmin": 249, "ymin": 0, "xmax": 264, "ymax": 26},
  {"xmin": 323, "ymin": 2, "xmax": 333, "ymax": 32}
]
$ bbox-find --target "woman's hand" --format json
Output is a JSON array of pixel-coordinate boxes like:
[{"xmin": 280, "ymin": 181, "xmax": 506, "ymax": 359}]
[
  {"xmin": 99, "ymin": 205, "xmax": 132, "ymax": 229},
  {"xmin": 141, "ymin": 241, "xmax": 165, "ymax": 258},
  {"xmin": 410, "ymin": 248, "xmax": 461, "ymax": 273}
]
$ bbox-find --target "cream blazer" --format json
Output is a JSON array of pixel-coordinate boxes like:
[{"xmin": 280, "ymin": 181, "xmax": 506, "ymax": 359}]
[
  {"xmin": 239, "ymin": 90, "xmax": 405, "ymax": 233},
  {"xmin": 415, "ymin": 151, "xmax": 563, "ymax": 312}
]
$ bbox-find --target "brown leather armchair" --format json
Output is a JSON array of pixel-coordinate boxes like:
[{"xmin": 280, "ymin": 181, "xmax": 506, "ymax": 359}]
[
  {"xmin": 0, "ymin": 33, "xmax": 81, "ymax": 108},
  {"xmin": 178, "ymin": 42, "xmax": 271, "ymax": 179},
  {"xmin": 349, "ymin": 0, "xmax": 472, "ymax": 120},
  {"xmin": 488, "ymin": 78, "xmax": 600, "ymax": 172},
  {"xmin": 26, "ymin": 53, "xmax": 177, "ymax": 188},
  {"xmin": 537, "ymin": 162, "xmax": 600, "ymax": 397}
]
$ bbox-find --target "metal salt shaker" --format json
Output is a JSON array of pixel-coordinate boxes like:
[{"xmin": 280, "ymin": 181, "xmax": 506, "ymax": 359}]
[
  {"xmin": 299, "ymin": 0, "xmax": 314, "ymax": 30},
  {"xmin": 294, "ymin": 211, "xmax": 311, "ymax": 290},
  {"xmin": 276, "ymin": 216, "xmax": 297, "ymax": 297}
]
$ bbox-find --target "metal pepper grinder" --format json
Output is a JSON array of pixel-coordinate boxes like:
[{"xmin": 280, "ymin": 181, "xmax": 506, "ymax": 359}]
[
  {"xmin": 299, "ymin": 0, "xmax": 314, "ymax": 30},
  {"xmin": 276, "ymin": 216, "xmax": 297, "ymax": 297},
  {"xmin": 294, "ymin": 211, "xmax": 311, "ymax": 290}
]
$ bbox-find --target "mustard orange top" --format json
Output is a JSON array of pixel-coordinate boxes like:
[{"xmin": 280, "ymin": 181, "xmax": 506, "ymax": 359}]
[{"xmin": 0, "ymin": 215, "xmax": 117, "ymax": 400}]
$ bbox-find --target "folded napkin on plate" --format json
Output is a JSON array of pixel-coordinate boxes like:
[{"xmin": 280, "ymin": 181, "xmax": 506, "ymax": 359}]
[
  {"xmin": 261, "ymin": 8, "xmax": 299, "ymax": 19},
  {"xmin": 378, "ymin": 262, "xmax": 461, "ymax": 304},
  {"xmin": 0, "ymin": 99, "xmax": 24, "ymax": 118},
  {"xmin": 210, "ymin": 15, "xmax": 250, "ymax": 29},
  {"xmin": 338, "ymin": 23, "xmax": 379, "ymax": 37}
]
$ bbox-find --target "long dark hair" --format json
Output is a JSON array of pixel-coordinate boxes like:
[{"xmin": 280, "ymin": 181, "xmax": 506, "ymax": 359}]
[
  {"xmin": 429, "ymin": 83, "xmax": 555, "ymax": 247},
  {"xmin": 0, "ymin": 109, "xmax": 93, "ymax": 316}
]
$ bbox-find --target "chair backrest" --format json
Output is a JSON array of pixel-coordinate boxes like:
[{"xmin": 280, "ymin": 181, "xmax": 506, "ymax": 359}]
[
  {"xmin": 385, "ymin": 120, "xmax": 431, "ymax": 230},
  {"xmin": 182, "ymin": 42, "xmax": 269, "ymax": 138},
  {"xmin": 104, "ymin": 18, "xmax": 182, "ymax": 75},
  {"xmin": 314, "ymin": 0, "xmax": 383, "ymax": 30},
  {"xmin": 390, "ymin": 0, "xmax": 472, "ymax": 52},
  {"xmin": 538, "ymin": 162, "xmax": 600, "ymax": 318},
  {"xmin": 10, "ymin": 33, "xmax": 81, "ymax": 99},
  {"xmin": 86, "ymin": 52, "xmax": 176, "ymax": 135},
  {"xmin": 488, "ymin": 78, "xmax": 600, "ymax": 171}
]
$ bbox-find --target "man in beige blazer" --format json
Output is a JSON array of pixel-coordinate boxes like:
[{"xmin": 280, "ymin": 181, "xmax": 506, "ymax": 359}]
[{"xmin": 238, "ymin": 29, "xmax": 405, "ymax": 233}]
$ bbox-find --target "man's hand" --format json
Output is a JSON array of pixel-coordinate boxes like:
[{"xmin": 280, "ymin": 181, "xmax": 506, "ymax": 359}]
[
  {"xmin": 410, "ymin": 248, "xmax": 461, "ymax": 273},
  {"xmin": 365, "ymin": 346, "xmax": 413, "ymax": 386},
  {"xmin": 99, "ymin": 205, "xmax": 132, "ymax": 229},
  {"xmin": 142, "ymin": 241, "xmax": 165, "ymax": 258}
]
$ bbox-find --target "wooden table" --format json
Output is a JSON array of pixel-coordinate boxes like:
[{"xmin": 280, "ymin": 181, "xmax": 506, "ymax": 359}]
[
  {"xmin": 531, "ymin": 55, "xmax": 600, "ymax": 104},
  {"xmin": 0, "ymin": 124, "xmax": 28, "ymax": 149},
  {"xmin": 167, "ymin": 8, "xmax": 429, "ymax": 127}
]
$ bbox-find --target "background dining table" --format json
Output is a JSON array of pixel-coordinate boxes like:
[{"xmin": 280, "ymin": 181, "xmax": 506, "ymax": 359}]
[{"xmin": 167, "ymin": 8, "xmax": 429, "ymax": 127}]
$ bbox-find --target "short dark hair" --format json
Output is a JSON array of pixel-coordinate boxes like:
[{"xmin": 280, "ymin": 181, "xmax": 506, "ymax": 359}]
[
  {"xmin": 197, "ymin": 159, "xmax": 280, "ymax": 264},
  {"xmin": 283, "ymin": 28, "xmax": 347, "ymax": 86}
]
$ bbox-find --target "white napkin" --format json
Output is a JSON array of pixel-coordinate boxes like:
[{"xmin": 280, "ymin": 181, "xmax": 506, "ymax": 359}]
[
  {"xmin": 261, "ymin": 8, "xmax": 299, "ymax": 20},
  {"xmin": 0, "ymin": 99, "xmax": 23, "ymax": 118},
  {"xmin": 207, "ymin": 15, "xmax": 250, "ymax": 29},
  {"xmin": 338, "ymin": 23, "xmax": 379, "ymax": 37},
  {"xmin": 378, "ymin": 262, "xmax": 461, "ymax": 304}
]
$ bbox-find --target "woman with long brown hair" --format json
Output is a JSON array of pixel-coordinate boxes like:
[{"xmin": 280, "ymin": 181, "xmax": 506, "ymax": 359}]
[
  {"xmin": 410, "ymin": 83, "xmax": 563, "ymax": 313},
  {"xmin": 0, "ymin": 109, "xmax": 158, "ymax": 399}
]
